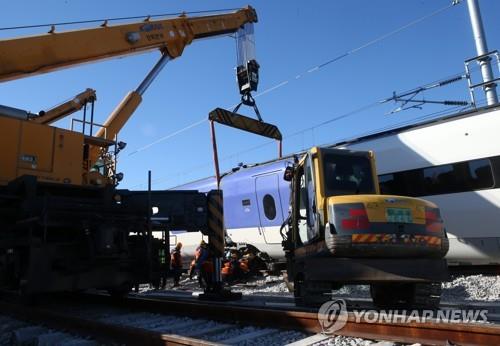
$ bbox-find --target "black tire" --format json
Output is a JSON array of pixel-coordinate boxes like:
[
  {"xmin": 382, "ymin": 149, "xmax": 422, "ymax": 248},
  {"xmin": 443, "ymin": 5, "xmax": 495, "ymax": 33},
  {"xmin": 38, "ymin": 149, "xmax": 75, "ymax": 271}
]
[
  {"xmin": 107, "ymin": 283, "xmax": 131, "ymax": 299},
  {"xmin": 413, "ymin": 282, "xmax": 442, "ymax": 309},
  {"xmin": 295, "ymin": 279, "xmax": 335, "ymax": 307},
  {"xmin": 370, "ymin": 282, "xmax": 441, "ymax": 309},
  {"xmin": 293, "ymin": 277, "xmax": 305, "ymax": 306}
]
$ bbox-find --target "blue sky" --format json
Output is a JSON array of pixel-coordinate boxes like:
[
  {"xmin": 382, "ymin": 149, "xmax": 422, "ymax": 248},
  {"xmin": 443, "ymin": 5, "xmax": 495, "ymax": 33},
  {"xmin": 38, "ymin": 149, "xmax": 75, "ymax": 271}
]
[{"xmin": 1, "ymin": 0, "xmax": 499, "ymax": 189}]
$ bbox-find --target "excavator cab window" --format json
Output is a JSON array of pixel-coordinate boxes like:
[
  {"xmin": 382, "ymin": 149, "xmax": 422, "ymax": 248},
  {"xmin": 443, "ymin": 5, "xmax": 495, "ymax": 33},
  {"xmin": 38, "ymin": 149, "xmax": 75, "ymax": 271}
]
[
  {"xmin": 90, "ymin": 159, "xmax": 106, "ymax": 176},
  {"xmin": 296, "ymin": 155, "xmax": 319, "ymax": 245},
  {"xmin": 323, "ymin": 153, "xmax": 376, "ymax": 196},
  {"xmin": 297, "ymin": 170, "xmax": 308, "ymax": 245}
]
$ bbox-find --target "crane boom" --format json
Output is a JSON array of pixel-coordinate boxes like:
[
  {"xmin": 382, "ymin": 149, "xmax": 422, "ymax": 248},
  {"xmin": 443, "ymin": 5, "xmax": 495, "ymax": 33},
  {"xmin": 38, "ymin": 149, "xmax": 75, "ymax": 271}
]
[
  {"xmin": 0, "ymin": 7, "xmax": 257, "ymax": 82},
  {"xmin": 0, "ymin": 6, "xmax": 259, "ymax": 188}
]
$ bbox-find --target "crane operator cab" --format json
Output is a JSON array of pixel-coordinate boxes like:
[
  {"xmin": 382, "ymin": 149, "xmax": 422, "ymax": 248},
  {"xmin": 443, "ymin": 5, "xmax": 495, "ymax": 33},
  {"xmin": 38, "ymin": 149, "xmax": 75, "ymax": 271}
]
[{"xmin": 282, "ymin": 146, "xmax": 449, "ymax": 308}]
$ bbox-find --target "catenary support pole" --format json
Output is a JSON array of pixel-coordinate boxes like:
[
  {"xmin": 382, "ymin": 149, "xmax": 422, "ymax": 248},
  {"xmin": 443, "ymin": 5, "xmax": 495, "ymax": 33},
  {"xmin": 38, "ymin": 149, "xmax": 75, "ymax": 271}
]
[{"xmin": 466, "ymin": 0, "xmax": 498, "ymax": 105}]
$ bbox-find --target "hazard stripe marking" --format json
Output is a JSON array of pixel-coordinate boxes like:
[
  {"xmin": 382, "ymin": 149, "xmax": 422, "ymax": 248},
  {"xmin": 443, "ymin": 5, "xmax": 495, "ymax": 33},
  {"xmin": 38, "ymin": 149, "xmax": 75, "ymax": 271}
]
[
  {"xmin": 208, "ymin": 204, "xmax": 223, "ymax": 221},
  {"xmin": 207, "ymin": 190, "xmax": 225, "ymax": 256},
  {"xmin": 352, "ymin": 233, "xmax": 443, "ymax": 246},
  {"xmin": 209, "ymin": 108, "xmax": 282, "ymax": 140}
]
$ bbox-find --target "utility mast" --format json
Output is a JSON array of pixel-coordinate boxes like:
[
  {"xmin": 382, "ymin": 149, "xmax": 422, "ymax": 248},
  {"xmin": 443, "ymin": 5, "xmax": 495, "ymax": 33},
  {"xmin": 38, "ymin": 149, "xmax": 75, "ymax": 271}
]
[{"xmin": 466, "ymin": 0, "xmax": 498, "ymax": 105}]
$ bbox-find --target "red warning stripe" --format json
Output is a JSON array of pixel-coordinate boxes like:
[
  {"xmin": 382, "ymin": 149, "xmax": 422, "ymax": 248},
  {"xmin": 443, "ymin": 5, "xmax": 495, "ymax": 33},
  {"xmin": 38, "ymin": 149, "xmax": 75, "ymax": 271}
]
[{"xmin": 352, "ymin": 234, "xmax": 442, "ymax": 246}]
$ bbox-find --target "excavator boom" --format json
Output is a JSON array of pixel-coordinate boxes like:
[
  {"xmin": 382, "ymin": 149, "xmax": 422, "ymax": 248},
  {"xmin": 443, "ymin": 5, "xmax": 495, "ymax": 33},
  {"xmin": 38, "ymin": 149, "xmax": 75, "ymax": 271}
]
[{"xmin": 0, "ymin": 7, "xmax": 257, "ymax": 82}]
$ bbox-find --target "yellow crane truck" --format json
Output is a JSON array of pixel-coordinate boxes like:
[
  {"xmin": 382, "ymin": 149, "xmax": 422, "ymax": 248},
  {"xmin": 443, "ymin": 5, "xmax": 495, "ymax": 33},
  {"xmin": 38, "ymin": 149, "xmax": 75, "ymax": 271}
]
[
  {"xmin": 0, "ymin": 7, "xmax": 258, "ymax": 295},
  {"xmin": 282, "ymin": 147, "xmax": 449, "ymax": 307}
]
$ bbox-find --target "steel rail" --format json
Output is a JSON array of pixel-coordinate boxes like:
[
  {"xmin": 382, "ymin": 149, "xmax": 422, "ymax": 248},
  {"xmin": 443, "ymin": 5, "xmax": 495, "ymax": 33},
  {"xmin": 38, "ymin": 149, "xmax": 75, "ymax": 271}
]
[
  {"xmin": 81, "ymin": 294, "xmax": 500, "ymax": 346},
  {"xmin": 3, "ymin": 293, "xmax": 500, "ymax": 345}
]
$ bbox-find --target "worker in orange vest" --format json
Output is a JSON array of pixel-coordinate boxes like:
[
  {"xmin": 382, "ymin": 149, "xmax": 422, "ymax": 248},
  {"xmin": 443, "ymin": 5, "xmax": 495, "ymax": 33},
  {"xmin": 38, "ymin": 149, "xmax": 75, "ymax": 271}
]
[
  {"xmin": 193, "ymin": 240, "xmax": 210, "ymax": 288},
  {"xmin": 170, "ymin": 242, "xmax": 183, "ymax": 287}
]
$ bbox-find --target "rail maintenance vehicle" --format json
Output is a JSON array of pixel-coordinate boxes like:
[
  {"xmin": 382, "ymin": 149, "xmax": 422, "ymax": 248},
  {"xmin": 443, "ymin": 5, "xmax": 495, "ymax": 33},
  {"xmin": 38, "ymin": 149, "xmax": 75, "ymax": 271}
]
[
  {"xmin": 280, "ymin": 146, "xmax": 449, "ymax": 307},
  {"xmin": 0, "ymin": 7, "xmax": 258, "ymax": 296}
]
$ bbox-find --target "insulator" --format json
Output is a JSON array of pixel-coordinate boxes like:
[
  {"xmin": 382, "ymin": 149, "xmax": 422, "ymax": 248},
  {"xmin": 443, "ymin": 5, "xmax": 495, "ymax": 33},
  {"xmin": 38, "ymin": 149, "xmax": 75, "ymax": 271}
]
[
  {"xmin": 439, "ymin": 76, "xmax": 464, "ymax": 86},
  {"xmin": 443, "ymin": 100, "xmax": 469, "ymax": 106}
]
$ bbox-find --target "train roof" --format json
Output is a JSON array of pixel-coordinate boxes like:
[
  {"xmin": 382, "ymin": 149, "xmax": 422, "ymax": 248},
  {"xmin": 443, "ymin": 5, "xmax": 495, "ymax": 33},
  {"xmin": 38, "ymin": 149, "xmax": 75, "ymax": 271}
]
[
  {"xmin": 170, "ymin": 157, "xmax": 292, "ymax": 191},
  {"xmin": 171, "ymin": 176, "xmax": 216, "ymax": 192},
  {"xmin": 329, "ymin": 103, "xmax": 500, "ymax": 148},
  {"xmin": 222, "ymin": 158, "xmax": 291, "ymax": 182},
  {"xmin": 171, "ymin": 104, "xmax": 499, "ymax": 191}
]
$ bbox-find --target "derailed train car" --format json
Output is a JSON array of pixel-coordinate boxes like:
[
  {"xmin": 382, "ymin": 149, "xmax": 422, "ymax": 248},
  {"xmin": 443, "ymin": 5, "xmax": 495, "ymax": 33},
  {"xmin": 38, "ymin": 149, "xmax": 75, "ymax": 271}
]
[{"xmin": 0, "ymin": 176, "xmax": 210, "ymax": 295}]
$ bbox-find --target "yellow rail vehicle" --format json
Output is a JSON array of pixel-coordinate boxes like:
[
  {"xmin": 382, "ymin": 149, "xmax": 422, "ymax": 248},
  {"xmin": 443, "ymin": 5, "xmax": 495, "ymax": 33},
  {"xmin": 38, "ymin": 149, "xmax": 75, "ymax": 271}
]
[
  {"xmin": 0, "ymin": 116, "xmax": 85, "ymax": 186},
  {"xmin": 0, "ymin": 8, "xmax": 258, "ymax": 295}
]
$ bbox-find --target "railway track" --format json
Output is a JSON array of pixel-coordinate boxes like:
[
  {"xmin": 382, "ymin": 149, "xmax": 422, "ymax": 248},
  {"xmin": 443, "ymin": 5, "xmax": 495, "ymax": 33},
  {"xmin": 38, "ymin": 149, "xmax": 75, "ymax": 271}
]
[
  {"xmin": 2, "ymin": 292, "xmax": 500, "ymax": 345},
  {"xmin": 137, "ymin": 289, "xmax": 500, "ymax": 320}
]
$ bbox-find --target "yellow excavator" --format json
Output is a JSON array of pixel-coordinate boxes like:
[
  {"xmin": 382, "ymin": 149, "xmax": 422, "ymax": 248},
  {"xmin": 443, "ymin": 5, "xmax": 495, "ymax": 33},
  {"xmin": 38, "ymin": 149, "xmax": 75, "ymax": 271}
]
[
  {"xmin": 0, "ymin": 7, "xmax": 258, "ymax": 295},
  {"xmin": 282, "ymin": 146, "xmax": 449, "ymax": 307}
]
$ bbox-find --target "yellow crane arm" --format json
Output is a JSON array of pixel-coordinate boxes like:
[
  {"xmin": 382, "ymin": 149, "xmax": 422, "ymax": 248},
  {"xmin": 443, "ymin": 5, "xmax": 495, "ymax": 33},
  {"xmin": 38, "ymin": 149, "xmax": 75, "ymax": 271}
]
[
  {"xmin": 0, "ymin": 7, "xmax": 257, "ymax": 82},
  {"xmin": 32, "ymin": 88, "xmax": 96, "ymax": 125}
]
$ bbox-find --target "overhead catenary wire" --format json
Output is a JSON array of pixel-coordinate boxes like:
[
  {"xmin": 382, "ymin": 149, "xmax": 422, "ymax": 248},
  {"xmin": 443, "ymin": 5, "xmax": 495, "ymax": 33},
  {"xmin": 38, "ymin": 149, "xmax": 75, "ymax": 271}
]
[
  {"xmin": 124, "ymin": 0, "xmax": 462, "ymax": 157},
  {"xmin": 129, "ymin": 68, "xmax": 475, "ymax": 189},
  {"xmin": 129, "ymin": 100, "xmax": 385, "ymax": 189}
]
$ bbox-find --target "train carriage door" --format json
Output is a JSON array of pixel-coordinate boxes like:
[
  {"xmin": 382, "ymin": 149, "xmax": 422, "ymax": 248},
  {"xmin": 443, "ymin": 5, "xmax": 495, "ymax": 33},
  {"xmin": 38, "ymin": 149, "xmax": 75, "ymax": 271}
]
[{"xmin": 255, "ymin": 174, "xmax": 284, "ymax": 244}]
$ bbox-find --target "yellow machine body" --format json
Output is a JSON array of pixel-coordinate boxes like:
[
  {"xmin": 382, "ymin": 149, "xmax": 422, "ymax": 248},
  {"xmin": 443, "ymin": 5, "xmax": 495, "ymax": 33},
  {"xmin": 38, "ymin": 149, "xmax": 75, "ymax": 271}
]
[
  {"xmin": 0, "ymin": 116, "xmax": 83, "ymax": 186},
  {"xmin": 290, "ymin": 146, "xmax": 448, "ymax": 256}
]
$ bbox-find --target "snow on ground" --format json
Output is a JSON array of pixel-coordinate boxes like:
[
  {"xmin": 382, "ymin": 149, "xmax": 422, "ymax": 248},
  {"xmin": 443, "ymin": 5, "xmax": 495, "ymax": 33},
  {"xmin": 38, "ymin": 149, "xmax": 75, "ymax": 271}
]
[
  {"xmin": 330, "ymin": 275, "xmax": 500, "ymax": 303},
  {"xmin": 442, "ymin": 275, "xmax": 500, "ymax": 302},
  {"xmin": 232, "ymin": 276, "xmax": 291, "ymax": 295},
  {"xmin": 141, "ymin": 273, "xmax": 500, "ymax": 304},
  {"xmin": 313, "ymin": 336, "xmax": 398, "ymax": 346}
]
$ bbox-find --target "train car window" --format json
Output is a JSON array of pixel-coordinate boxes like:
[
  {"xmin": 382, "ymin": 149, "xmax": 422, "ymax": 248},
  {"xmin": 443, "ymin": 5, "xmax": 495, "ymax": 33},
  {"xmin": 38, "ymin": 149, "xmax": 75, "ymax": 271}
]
[
  {"xmin": 468, "ymin": 159, "xmax": 494, "ymax": 189},
  {"xmin": 263, "ymin": 194, "xmax": 276, "ymax": 220},
  {"xmin": 242, "ymin": 199, "xmax": 251, "ymax": 206},
  {"xmin": 378, "ymin": 157, "xmax": 496, "ymax": 197},
  {"xmin": 379, "ymin": 174, "xmax": 395, "ymax": 194},
  {"xmin": 423, "ymin": 164, "xmax": 456, "ymax": 194}
]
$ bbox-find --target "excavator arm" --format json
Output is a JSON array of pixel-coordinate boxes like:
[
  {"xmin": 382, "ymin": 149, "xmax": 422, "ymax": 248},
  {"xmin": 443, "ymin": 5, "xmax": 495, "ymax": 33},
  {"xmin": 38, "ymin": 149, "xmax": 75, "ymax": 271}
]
[{"xmin": 0, "ymin": 7, "xmax": 257, "ymax": 82}]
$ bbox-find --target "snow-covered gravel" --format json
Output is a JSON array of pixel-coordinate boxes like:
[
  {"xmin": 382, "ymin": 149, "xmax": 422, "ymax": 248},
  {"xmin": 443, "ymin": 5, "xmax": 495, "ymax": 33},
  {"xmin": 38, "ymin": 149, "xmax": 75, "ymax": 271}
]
[
  {"xmin": 330, "ymin": 275, "xmax": 500, "ymax": 303},
  {"xmin": 442, "ymin": 275, "xmax": 500, "ymax": 302},
  {"xmin": 48, "ymin": 302, "xmax": 311, "ymax": 345},
  {"xmin": 0, "ymin": 315, "xmax": 96, "ymax": 346},
  {"xmin": 232, "ymin": 276, "xmax": 291, "ymax": 295},
  {"xmin": 312, "ymin": 336, "xmax": 397, "ymax": 346},
  {"xmin": 151, "ymin": 273, "xmax": 500, "ymax": 304}
]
